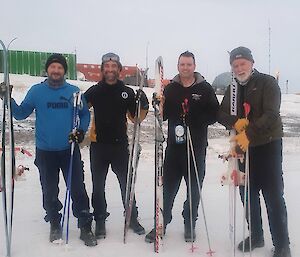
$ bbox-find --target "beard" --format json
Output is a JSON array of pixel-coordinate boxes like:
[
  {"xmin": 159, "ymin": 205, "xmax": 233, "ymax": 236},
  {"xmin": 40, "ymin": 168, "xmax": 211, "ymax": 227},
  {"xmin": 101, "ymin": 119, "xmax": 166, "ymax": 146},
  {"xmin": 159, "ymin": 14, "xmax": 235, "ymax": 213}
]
[
  {"xmin": 235, "ymin": 70, "xmax": 252, "ymax": 84},
  {"xmin": 103, "ymin": 70, "xmax": 119, "ymax": 83},
  {"xmin": 48, "ymin": 73, "xmax": 64, "ymax": 85}
]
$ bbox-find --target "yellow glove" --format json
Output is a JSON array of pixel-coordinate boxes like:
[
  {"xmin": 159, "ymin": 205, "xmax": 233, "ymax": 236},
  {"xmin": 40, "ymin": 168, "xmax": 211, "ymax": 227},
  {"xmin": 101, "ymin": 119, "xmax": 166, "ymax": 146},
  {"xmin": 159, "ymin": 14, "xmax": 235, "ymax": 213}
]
[
  {"xmin": 233, "ymin": 130, "xmax": 249, "ymax": 152},
  {"xmin": 234, "ymin": 118, "xmax": 249, "ymax": 133}
]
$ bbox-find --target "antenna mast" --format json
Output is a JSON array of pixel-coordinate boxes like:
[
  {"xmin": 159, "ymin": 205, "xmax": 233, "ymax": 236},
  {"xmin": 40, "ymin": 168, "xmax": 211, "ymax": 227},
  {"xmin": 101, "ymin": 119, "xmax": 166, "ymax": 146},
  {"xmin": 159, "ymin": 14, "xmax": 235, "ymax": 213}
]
[{"xmin": 268, "ymin": 20, "xmax": 271, "ymax": 75}]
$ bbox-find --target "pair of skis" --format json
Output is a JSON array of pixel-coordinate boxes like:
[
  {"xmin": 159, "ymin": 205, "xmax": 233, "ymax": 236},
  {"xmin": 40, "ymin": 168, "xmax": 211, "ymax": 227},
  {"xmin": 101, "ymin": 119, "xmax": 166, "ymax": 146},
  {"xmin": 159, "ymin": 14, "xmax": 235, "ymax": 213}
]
[
  {"xmin": 219, "ymin": 77, "xmax": 242, "ymax": 257},
  {"xmin": 220, "ymin": 75, "xmax": 251, "ymax": 257},
  {"xmin": 0, "ymin": 38, "xmax": 17, "ymax": 257},
  {"xmin": 152, "ymin": 56, "xmax": 164, "ymax": 253},
  {"xmin": 123, "ymin": 58, "xmax": 164, "ymax": 252},
  {"xmin": 123, "ymin": 67, "xmax": 148, "ymax": 243}
]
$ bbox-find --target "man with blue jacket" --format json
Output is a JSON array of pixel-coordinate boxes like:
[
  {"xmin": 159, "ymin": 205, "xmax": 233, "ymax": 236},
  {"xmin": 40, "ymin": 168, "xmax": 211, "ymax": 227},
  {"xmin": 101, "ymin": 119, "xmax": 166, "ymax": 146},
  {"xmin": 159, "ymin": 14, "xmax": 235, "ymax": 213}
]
[{"xmin": 11, "ymin": 54, "xmax": 97, "ymax": 247}]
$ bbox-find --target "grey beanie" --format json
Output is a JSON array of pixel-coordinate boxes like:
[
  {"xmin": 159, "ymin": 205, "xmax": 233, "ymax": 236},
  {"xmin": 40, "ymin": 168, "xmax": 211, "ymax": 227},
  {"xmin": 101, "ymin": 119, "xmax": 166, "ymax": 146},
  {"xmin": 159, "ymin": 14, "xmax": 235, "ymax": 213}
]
[{"xmin": 229, "ymin": 46, "xmax": 254, "ymax": 64}]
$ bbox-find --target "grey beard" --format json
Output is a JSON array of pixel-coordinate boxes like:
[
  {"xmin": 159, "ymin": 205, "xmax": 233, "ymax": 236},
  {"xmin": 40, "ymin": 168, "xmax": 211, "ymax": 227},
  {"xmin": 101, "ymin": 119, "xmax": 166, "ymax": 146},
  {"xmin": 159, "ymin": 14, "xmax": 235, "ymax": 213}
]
[{"xmin": 236, "ymin": 70, "xmax": 254, "ymax": 86}]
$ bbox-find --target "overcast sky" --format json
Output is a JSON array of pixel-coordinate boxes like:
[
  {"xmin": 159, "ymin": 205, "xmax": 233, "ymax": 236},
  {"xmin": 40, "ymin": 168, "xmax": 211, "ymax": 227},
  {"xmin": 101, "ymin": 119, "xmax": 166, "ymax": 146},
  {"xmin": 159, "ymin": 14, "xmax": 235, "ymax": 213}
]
[{"xmin": 1, "ymin": 0, "xmax": 299, "ymax": 92}]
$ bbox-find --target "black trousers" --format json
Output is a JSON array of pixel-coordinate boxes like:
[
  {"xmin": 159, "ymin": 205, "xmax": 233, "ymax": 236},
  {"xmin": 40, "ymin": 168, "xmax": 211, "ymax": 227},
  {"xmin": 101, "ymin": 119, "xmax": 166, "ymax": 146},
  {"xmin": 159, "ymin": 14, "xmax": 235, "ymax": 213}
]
[
  {"xmin": 90, "ymin": 142, "xmax": 139, "ymax": 221},
  {"xmin": 163, "ymin": 144, "xmax": 206, "ymax": 226},
  {"xmin": 239, "ymin": 139, "xmax": 290, "ymax": 248},
  {"xmin": 34, "ymin": 146, "xmax": 92, "ymax": 228}
]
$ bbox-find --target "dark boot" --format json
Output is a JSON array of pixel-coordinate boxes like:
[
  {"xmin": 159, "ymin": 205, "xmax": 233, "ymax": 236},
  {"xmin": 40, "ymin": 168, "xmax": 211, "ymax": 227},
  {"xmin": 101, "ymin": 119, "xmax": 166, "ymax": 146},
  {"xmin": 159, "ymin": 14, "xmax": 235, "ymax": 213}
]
[
  {"xmin": 129, "ymin": 218, "xmax": 145, "ymax": 235},
  {"xmin": 95, "ymin": 220, "xmax": 106, "ymax": 239},
  {"xmin": 238, "ymin": 236, "xmax": 264, "ymax": 252},
  {"xmin": 49, "ymin": 221, "xmax": 62, "ymax": 243},
  {"xmin": 145, "ymin": 225, "xmax": 166, "ymax": 243},
  {"xmin": 184, "ymin": 222, "xmax": 196, "ymax": 242},
  {"xmin": 145, "ymin": 228, "xmax": 155, "ymax": 243},
  {"xmin": 80, "ymin": 222, "xmax": 97, "ymax": 247},
  {"xmin": 273, "ymin": 246, "xmax": 291, "ymax": 257}
]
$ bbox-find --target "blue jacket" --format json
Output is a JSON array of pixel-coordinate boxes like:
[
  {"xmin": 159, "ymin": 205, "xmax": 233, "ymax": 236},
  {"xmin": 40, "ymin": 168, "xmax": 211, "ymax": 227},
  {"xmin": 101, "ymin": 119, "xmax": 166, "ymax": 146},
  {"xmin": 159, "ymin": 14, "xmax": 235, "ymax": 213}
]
[{"xmin": 12, "ymin": 80, "xmax": 90, "ymax": 151}]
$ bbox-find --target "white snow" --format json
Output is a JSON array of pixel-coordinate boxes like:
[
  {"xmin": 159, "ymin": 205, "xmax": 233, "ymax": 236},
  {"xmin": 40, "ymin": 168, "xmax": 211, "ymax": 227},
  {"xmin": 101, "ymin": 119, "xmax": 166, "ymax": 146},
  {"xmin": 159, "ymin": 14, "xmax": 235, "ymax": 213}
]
[{"xmin": 0, "ymin": 74, "xmax": 299, "ymax": 257}]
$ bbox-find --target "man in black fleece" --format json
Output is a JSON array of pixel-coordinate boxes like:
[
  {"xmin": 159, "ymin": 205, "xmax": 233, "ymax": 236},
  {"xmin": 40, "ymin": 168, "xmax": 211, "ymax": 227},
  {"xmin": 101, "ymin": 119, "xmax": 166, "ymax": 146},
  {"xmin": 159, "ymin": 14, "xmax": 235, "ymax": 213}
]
[
  {"xmin": 84, "ymin": 53, "xmax": 149, "ymax": 239},
  {"xmin": 145, "ymin": 51, "xmax": 219, "ymax": 243}
]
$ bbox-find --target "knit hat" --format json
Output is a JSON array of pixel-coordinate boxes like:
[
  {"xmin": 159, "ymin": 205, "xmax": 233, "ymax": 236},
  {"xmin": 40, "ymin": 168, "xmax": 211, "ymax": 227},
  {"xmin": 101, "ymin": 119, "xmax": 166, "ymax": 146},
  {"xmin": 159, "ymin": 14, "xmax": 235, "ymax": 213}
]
[
  {"xmin": 45, "ymin": 53, "xmax": 68, "ymax": 74},
  {"xmin": 229, "ymin": 46, "xmax": 254, "ymax": 64},
  {"xmin": 101, "ymin": 52, "xmax": 122, "ymax": 71}
]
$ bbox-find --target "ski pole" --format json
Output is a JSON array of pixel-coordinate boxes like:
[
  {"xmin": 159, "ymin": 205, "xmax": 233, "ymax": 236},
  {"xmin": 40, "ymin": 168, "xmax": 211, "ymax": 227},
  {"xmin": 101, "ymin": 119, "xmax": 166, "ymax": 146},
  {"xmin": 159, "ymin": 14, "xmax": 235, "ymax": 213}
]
[
  {"xmin": 183, "ymin": 98, "xmax": 215, "ymax": 256},
  {"xmin": 124, "ymin": 66, "xmax": 139, "ymax": 234},
  {"xmin": 187, "ymin": 127, "xmax": 215, "ymax": 256},
  {"xmin": 242, "ymin": 102, "xmax": 251, "ymax": 256},
  {"xmin": 123, "ymin": 68, "xmax": 146, "ymax": 243},
  {"xmin": 61, "ymin": 92, "xmax": 81, "ymax": 245},
  {"xmin": 181, "ymin": 99, "xmax": 197, "ymax": 252}
]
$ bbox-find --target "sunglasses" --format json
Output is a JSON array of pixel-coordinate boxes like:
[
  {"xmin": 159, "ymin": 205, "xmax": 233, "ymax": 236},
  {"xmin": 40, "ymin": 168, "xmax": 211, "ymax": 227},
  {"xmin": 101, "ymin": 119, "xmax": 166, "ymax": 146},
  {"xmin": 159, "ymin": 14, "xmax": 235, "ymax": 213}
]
[{"xmin": 102, "ymin": 53, "xmax": 120, "ymax": 62}]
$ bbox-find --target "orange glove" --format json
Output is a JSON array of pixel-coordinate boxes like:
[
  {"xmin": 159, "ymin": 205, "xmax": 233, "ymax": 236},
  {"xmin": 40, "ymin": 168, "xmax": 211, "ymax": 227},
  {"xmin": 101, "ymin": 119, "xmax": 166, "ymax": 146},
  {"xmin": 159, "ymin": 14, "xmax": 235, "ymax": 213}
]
[
  {"xmin": 233, "ymin": 130, "xmax": 249, "ymax": 152},
  {"xmin": 234, "ymin": 118, "xmax": 249, "ymax": 133}
]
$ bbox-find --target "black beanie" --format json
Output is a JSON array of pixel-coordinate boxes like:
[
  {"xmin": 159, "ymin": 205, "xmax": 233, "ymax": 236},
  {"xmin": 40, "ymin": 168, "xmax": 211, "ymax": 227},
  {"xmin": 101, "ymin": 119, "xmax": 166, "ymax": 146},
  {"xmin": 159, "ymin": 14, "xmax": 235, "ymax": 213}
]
[
  {"xmin": 45, "ymin": 53, "xmax": 68, "ymax": 74},
  {"xmin": 229, "ymin": 46, "xmax": 254, "ymax": 64}
]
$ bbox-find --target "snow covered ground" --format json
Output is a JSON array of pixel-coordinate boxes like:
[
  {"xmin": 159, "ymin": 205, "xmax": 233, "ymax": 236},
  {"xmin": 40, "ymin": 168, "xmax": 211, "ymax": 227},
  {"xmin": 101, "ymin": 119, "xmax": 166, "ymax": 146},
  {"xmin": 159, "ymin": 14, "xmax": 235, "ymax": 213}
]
[{"xmin": 0, "ymin": 74, "xmax": 299, "ymax": 257}]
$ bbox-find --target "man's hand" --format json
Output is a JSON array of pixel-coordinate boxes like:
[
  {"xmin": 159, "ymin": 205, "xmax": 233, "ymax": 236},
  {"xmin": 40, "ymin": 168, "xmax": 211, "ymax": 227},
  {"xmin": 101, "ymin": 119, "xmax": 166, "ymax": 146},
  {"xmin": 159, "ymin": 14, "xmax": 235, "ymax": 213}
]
[
  {"xmin": 233, "ymin": 130, "xmax": 249, "ymax": 152},
  {"xmin": 234, "ymin": 118, "xmax": 249, "ymax": 133},
  {"xmin": 136, "ymin": 89, "xmax": 149, "ymax": 110},
  {"xmin": 68, "ymin": 129, "xmax": 85, "ymax": 144}
]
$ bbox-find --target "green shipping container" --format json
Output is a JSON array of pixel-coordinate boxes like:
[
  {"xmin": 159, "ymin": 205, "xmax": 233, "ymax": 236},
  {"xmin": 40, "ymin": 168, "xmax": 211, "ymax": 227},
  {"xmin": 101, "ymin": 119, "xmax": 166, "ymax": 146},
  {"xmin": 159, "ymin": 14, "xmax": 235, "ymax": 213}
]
[{"xmin": 0, "ymin": 49, "xmax": 77, "ymax": 80}]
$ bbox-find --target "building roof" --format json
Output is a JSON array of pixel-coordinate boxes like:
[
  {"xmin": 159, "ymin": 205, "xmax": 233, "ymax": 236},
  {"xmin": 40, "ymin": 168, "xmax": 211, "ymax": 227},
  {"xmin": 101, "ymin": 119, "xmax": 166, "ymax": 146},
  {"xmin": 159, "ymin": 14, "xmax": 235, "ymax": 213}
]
[{"xmin": 76, "ymin": 63, "xmax": 140, "ymax": 82}]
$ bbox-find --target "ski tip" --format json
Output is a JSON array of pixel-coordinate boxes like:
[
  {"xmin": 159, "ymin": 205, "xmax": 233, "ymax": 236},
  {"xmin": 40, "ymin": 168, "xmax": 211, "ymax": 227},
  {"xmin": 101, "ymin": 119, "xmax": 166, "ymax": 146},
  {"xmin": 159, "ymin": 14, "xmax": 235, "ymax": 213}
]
[{"xmin": 156, "ymin": 56, "xmax": 163, "ymax": 63}]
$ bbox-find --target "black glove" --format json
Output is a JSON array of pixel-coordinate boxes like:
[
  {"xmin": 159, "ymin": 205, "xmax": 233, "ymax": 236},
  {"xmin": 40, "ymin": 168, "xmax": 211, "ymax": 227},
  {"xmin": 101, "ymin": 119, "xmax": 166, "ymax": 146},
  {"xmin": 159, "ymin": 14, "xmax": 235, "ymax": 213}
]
[
  {"xmin": 68, "ymin": 129, "xmax": 85, "ymax": 144},
  {"xmin": 136, "ymin": 89, "xmax": 149, "ymax": 110}
]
